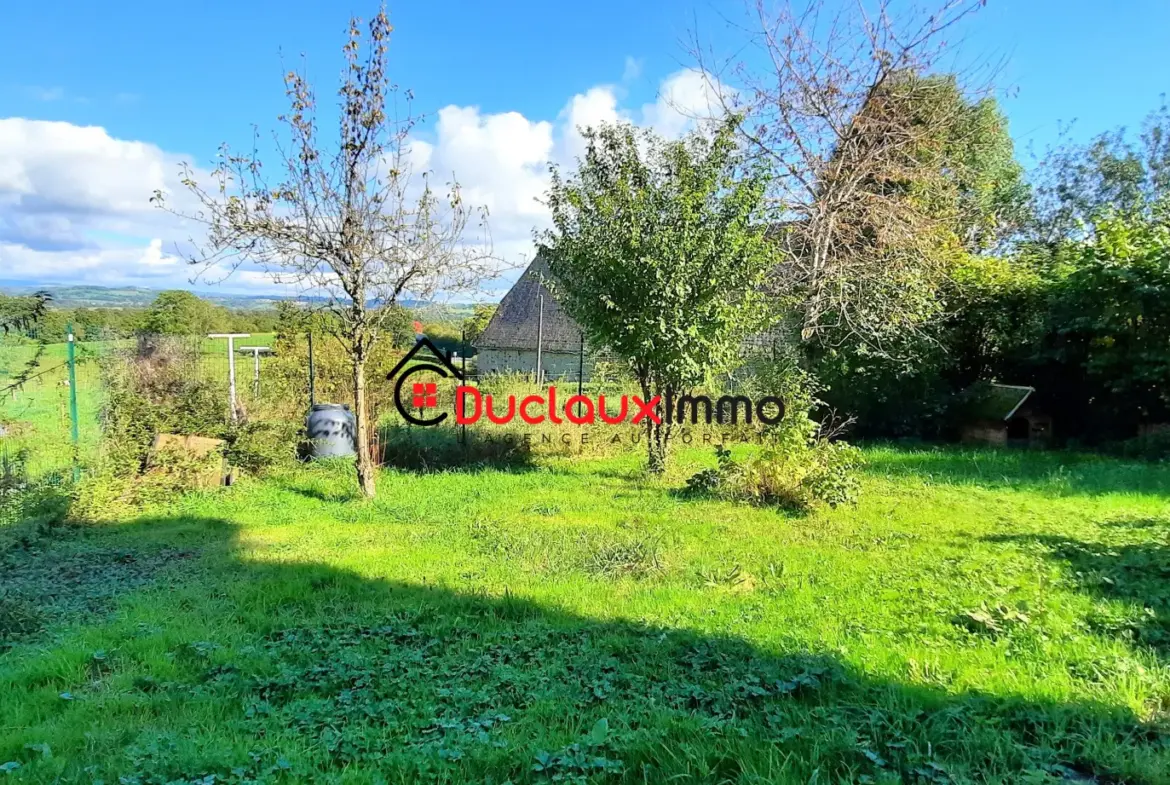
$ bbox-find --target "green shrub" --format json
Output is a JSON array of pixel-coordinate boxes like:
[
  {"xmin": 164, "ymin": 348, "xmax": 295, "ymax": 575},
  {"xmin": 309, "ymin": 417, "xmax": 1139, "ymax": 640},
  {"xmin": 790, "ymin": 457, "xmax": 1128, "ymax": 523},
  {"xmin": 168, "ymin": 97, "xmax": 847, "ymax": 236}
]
[
  {"xmin": 71, "ymin": 449, "xmax": 221, "ymax": 522},
  {"xmin": 1110, "ymin": 430, "xmax": 1170, "ymax": 462},
  {"xmin": 98, "ymin": 338, "xmax": 303, "ymax": 488},
  {"xmin": 99, "ymin": 339, "xmax": 229, "ymax": 475},
  {"xmin": 687, "ymin": 439, "xmax": 861, "ymax": 512},
  {"xmin": 228, "ymin": 419, "xmax": 303, "ymax": 475},
  {"xmin": 687, "ymin": 362, "xmax": 862, "ymax": 511},
  {"xmin": 69, "ymin": 471, "xmax": 136, "ymax": 522}
]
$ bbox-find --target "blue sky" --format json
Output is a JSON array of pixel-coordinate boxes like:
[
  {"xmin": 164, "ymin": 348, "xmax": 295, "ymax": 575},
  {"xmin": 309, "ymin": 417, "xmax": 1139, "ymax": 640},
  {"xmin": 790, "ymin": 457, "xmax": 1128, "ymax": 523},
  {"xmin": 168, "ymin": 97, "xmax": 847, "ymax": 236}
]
[{"xmin": 0, "ymin": 0, "xmax": 1167, "ymax": 293}]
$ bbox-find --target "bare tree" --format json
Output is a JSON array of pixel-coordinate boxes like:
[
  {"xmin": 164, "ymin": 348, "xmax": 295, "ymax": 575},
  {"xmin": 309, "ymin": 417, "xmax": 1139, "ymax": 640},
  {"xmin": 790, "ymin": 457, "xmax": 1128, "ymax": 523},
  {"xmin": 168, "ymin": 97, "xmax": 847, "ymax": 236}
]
[
  {"xmin": 153, "ymin": 6, "xmax": 493, "ymax": 497},
  {"xmin": 694, "ymin": 0, "xmax": 994, "ymax": 355}
]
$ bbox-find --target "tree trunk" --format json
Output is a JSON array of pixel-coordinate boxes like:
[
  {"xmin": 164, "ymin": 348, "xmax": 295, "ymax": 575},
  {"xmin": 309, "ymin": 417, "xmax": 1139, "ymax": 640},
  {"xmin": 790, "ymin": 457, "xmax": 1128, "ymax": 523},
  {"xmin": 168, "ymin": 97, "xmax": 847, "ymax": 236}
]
[
  {"xmin": 646, "ymin": 418, "xmax": 668, "ymax": 474},
  {"xmin": 352, "ymin": 348, "xmax": 377, "ymax": 498},
  {"xmin": 642, "ymin": 380, "xmax": 671, "ymax": 475}
]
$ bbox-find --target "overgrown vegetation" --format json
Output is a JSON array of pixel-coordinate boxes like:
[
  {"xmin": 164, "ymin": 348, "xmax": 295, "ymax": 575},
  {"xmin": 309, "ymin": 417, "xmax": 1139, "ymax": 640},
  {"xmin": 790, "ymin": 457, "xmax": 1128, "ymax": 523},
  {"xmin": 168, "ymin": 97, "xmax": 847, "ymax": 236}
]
[
  {"xmin": 687, "ymin": 365, "xmax": 861, "ymax": 511},
  {"xmin": 812, "ymin": 103, "xmax": 1170, "ymax": 444},
  {"xmin": 67, "ymin": 337, "xmax": 302, "ymax": 519}
]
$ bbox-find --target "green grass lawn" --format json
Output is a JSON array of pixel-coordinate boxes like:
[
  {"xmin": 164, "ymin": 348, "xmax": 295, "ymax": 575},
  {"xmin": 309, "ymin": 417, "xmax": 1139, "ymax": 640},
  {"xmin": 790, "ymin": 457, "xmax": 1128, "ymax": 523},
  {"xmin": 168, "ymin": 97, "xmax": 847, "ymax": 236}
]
[{"xmin": 2, "ymin": 446, "xmax": 1170, "ymax": 783}]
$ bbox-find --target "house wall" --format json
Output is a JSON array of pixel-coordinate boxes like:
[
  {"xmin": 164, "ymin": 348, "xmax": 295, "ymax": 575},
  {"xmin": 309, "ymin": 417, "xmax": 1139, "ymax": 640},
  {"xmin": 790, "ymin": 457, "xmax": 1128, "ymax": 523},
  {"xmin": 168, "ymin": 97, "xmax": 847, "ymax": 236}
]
[{"xmin": 478, "ymin": 348, "xmax": 596, "ymax": 381}]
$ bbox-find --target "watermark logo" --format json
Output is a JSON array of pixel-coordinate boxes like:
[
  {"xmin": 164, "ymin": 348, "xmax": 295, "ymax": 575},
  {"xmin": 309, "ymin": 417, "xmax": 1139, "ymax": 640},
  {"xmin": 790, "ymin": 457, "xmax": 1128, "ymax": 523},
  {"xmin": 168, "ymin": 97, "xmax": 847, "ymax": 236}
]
[
  {"xmin": 388, "ymin": 340, "xmax": 784, "ymax": 429},
  {"xmin": 454, "ymin": 387, "xmax": 783, "ymax": 427},
  {"xmin": 386, "ymin": 338, "xmax": 464, "ymax": 426}
]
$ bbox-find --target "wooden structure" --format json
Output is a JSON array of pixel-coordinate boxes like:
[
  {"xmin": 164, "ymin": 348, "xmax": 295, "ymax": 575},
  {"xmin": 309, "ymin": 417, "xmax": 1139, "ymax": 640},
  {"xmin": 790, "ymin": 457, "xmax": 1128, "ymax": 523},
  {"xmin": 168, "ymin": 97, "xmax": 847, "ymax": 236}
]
[
  {"xmin": 147, "ymin": 433, "xmax": 236, "ymax": 488},
  {"xmin": 960, "ymin": 383, "xmax": 1052, "ymax": 447},
  {"xmin": 475, "ymin": 253, "xmax": 592, "ymax": 381}
]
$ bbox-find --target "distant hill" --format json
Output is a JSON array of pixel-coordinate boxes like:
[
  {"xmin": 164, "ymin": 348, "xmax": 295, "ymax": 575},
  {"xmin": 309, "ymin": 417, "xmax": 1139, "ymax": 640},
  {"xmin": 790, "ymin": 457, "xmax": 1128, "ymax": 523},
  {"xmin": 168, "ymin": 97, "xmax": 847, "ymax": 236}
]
[
  {"xmin": 0, "ymin": 282, "xmax": 474, "ymax": 320},
  {"xmin": 0, "ymin": 282, "xmax": 288, "ymax": 309}
]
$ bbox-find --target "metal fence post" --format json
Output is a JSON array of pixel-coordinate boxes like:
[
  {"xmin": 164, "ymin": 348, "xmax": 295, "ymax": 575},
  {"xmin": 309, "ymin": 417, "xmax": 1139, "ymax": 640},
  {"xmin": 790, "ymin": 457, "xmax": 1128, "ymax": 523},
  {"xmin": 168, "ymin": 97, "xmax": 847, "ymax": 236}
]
[
  {"xmin": 460, "ymin": 328, "xmax": 468, "ymax": 446},
  {"xmin": 577, "ymin": 330, "xmax": 585, "ymax": 417},
  {"xmin": 536, "ymin": 294, "xmax": 544, "ymax": 385},
  {"xmin": 208, "ymin": 333, "xmax": 249, "ymax": 423},
  {"xmin": 307, "ymin": 331, "xmax": 316, "ymax": 408},
  {"xmin": 66, "ymin": 323, "xmax": 80, "ymax": 483}
]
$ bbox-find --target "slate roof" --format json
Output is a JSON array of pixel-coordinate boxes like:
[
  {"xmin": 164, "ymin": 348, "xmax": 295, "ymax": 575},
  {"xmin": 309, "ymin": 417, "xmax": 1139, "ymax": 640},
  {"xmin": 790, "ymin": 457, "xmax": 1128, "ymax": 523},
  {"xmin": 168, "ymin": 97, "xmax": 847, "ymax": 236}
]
[{"xmin": 476, "ymin": 253, "xmax": 585, "ymax": 353}]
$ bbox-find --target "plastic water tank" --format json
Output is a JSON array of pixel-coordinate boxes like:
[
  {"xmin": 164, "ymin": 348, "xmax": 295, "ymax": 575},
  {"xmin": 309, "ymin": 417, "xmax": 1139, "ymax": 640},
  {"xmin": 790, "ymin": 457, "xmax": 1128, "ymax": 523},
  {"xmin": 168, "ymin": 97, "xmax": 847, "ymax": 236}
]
[{"xmin": 307, "ymin": 403, "xmax": 356, "ymax": 458}]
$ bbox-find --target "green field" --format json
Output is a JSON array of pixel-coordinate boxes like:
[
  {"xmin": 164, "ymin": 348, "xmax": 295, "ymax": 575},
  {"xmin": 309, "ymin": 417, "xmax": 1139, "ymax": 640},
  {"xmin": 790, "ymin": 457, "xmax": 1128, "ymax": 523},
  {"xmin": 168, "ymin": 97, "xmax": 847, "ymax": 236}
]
[{"xmin": 2, "ymin": 446, "xmax": 1169, "ymax": 783}]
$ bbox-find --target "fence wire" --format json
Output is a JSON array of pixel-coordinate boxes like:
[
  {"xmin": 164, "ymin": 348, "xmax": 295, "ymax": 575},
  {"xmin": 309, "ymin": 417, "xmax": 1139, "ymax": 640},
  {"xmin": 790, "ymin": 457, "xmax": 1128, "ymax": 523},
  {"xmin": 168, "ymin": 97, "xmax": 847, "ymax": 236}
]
[{"xmin": 0, "ymin": 330, "xmax": 291, "ymax": 482}]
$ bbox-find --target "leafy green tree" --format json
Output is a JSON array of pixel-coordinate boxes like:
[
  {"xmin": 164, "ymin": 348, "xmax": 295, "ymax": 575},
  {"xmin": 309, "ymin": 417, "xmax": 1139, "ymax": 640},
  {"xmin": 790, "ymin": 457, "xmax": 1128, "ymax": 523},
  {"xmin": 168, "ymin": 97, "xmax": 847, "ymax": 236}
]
[
  {"xmin": 807, "ymin": 76, "xmax": 1031, "ymax": 434},
  {"xmin": 139, "ymin": 291, "xmax": 219, "ymax": 336},
  {"xmin": 0, "ymin": 291, "xmax": 51, "ymax": 336},
  {"xmin": 462, "ymin": 304, "xmax": 497, "ymax": 347},
  {"xmin": 1038, "ymin": 205, "xmax": 1170, "ymax": 437},
  {"xmin": 1031, "ymin": 102, "xmax": 1170, "ymax": 243},
  {"xmin": 807, "ymin": 73, "xmax": 1029, "ymax": 352},
  {"xmin": 383, "ymin": 304, "xmax": 417, "ymax": 350},
  {"xmin": 541, "ymin": 119, "xmax": 775, "ymax": 473},
  {"xmin": 931, "ymin": 79, "xmax": 1032, "ymax": 253}
]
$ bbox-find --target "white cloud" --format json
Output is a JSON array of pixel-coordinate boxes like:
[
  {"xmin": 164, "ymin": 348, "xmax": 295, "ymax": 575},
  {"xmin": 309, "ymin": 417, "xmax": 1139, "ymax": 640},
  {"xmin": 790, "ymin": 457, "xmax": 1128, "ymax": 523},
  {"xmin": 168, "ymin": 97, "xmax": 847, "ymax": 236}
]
[
  {"xmin": 0, "ymin": 67, "xmax": 732, "ymax": 296},
  {"xmin": 622, "ymin": 56, "xmax": 644, "ymax": 83},
  {"xmin": 426, "ymin": 106, "xmax": 554, "ymax": 227},
  {"xmin": 0, "ymin": 241, "xmax": 184, "ymax": 283},
  {"xmin": 416, "ymin": 67, "xmax": 732, "ymax": 293},
  {"xmin": 557, "ymin": 86, "xmax": 623, "ymax": 162},
  {"xmin": 139, "ymin": 238, "xmax": 178, "ymax": 267},
  {"xmin": 0, "ymin": 119, "xmax": 172, "ymax": 215},
  {"xmin": 0, "ymin": 118, "xmax": 250, "ymax": 289},
  {"xmin": 641, "ymin": 68, "xmax": 729, "ymax": 139}
]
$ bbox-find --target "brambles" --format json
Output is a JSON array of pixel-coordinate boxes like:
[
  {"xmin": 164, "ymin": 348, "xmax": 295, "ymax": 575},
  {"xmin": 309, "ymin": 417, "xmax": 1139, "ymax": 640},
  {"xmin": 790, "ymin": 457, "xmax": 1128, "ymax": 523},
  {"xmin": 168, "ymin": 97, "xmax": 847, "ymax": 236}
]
[
  {"xmin": 689, "ymin": 361, "xmax": 862, "ymax": 511},
  {"xmin": 687, "ymin": 440, "xmax": 861, "ymax": 512}
]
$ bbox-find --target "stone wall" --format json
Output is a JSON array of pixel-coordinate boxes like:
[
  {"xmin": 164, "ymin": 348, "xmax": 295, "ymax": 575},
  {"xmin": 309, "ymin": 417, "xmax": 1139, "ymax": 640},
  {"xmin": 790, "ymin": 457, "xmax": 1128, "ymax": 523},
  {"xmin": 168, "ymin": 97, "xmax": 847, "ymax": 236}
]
[{"xmin": 477, "ymin": 348, "xmax": 597, "ymax": 381}]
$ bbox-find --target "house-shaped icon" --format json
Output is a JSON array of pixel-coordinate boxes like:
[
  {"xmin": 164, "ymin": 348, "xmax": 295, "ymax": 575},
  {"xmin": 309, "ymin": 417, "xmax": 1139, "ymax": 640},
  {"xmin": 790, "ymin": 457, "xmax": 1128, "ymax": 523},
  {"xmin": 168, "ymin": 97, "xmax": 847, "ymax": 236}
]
[{"xmin": 387, "ymin": 337, "xmax": 465, "ymax": 382}]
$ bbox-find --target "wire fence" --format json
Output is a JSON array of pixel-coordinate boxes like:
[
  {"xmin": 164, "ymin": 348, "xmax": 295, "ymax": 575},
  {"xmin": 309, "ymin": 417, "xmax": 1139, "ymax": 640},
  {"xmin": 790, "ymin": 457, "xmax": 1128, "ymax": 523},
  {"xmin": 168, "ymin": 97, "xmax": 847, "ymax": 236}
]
[{"xmin": 0, "ymin": 328, "xmax": 289, "ymax": 483}]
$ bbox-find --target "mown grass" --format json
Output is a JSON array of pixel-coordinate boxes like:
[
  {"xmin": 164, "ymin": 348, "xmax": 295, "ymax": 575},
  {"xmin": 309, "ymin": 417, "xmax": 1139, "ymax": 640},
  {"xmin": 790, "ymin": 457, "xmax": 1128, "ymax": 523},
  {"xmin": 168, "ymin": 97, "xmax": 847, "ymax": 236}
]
[{"xmin": 2, "ymin": 445, "xmax": 1170, "ymax": 783}]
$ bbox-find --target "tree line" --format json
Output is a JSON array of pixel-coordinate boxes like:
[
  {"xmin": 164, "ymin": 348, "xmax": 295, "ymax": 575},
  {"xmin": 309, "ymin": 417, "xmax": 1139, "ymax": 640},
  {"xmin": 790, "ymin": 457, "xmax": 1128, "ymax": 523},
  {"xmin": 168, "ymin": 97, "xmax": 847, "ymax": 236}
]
[{"xmin": 0, "ymin": 290, "xmax": 281, "ymax": 342}]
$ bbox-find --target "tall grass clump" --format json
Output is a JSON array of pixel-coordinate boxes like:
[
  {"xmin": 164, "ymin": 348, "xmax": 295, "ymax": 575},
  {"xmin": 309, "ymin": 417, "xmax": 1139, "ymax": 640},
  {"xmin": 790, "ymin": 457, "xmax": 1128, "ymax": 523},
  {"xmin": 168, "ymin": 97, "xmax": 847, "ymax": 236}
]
[{"xmin": 687, "ymin": 359, "xmax": 862, "ymax": 511}]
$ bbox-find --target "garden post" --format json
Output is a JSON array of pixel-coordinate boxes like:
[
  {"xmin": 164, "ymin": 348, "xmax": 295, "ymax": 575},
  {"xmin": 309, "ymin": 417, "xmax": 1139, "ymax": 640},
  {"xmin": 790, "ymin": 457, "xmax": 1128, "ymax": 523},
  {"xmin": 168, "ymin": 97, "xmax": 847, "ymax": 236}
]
[
  {"xmin": 536, "ymin": 294, "xmax": 544, "ymax": 385},
  {"xmin": 308, "ymin": 331, "xmax": 316, "ymax": 408},
  {"xmin": 208, "ymin": 333, "xmax": 250, "ymax": 423},
  {"xmin": 577, "ymin": 331, "xmax": 584, "ymax": 418},
  {"xmin": 460, "ymin": 328, "xmax": 467, "ymax": 446},
  {"xmin": 66, "ymin": 323, "xmax": 80, "ymax": 483}
]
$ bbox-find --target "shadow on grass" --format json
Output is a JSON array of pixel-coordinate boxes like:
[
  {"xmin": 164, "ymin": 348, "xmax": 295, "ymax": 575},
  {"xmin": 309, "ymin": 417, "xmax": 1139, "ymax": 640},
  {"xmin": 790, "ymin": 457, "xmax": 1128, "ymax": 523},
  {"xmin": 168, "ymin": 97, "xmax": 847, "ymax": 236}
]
[
  {"xmin": 378, "ymin": 424, "xmax": 537, "ymax": 474},
  {"xmin": 275, "ymin": 483, "xmax": 362, "ymax": 504},
  {"xmin": 863, "ymin": 444, "xmax": 1170, "ymax": 498},
  {"xmin": 2, "ymin": 514, "xmax": 1168, "ymax": 783},
  {"xmin": 987, "ymin": 531, "xmax": 1170, "ymax": 658},
  {"xmin": 666, "ymin": 484, "xmax": 810, "ymax": 518}
]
